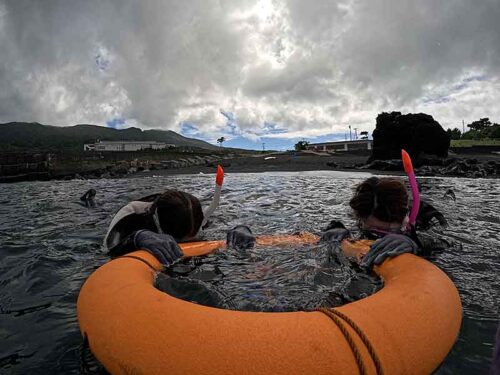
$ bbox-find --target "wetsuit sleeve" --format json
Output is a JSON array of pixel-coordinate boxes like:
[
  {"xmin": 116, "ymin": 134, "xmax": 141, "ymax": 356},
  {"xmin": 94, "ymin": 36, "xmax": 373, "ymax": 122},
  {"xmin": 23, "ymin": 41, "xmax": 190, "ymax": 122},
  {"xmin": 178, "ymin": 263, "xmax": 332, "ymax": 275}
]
[
  {"xmin": 415, "ymin": 200, "xmax": 447, "ymax": 230},
  {"xmin": 138, "ymin": 193, "xmax": 160, "ymax": 202},
  {"xmin": 410, "ymin": 201, "xmax": 450, "ymax": 256},
  {"xmin": 413, "ymin": 231, "xmax": 451, "ymax": 256},
  {"xmin": 323, "ymin": 220, "xmax": 347, "ymax": 231},
  {"xmin": 107, "ymin": 232, "xmax": 137, "ymax": 257}
]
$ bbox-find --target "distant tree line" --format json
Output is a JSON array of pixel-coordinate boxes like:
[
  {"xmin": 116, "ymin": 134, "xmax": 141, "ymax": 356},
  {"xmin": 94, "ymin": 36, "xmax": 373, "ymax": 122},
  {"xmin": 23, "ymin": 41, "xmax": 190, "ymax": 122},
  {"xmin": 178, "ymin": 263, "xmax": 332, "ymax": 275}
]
[
  {"xmin": 294, "ymin": 140, "xmax": 309, "ymax": 151},
  {"xmin": 447, "ymin": 118, "xmax": 500, "ymax": 140}
]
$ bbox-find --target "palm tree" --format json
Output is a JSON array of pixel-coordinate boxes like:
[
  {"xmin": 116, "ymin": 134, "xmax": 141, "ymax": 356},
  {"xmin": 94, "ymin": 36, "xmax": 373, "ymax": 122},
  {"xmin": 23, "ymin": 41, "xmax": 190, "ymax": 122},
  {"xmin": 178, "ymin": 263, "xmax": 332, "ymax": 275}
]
[{"xmin": 217, "ymin": 137, "xmax": 225, "ymax": 147}]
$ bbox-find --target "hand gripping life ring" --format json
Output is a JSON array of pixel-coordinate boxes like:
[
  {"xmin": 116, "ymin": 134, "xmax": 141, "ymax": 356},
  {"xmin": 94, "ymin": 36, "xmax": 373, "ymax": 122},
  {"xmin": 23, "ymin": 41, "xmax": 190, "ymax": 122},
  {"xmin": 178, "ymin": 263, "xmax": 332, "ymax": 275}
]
[{"xmin": 77, "ymin": 234, "xmax": 461, "ymax": 375}]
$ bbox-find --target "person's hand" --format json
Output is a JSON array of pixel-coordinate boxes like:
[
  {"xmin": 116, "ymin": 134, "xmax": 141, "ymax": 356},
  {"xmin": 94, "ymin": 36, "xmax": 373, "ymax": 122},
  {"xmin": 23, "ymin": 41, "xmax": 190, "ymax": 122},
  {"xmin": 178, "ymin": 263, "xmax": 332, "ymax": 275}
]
[
  {"xmin": 226, "ymin": 225, "xmax": 255, "ymax": 250},
  {"xmin": 361, "ymin": 234, "xmax": 418, "ymax": 268},
  {"xmin": 320, "ymin": 228, "xmax": 350, "ymax": 243},
  {"xmin": 133, "ymin": 230, "xmax": 184, "ymax": 266}
]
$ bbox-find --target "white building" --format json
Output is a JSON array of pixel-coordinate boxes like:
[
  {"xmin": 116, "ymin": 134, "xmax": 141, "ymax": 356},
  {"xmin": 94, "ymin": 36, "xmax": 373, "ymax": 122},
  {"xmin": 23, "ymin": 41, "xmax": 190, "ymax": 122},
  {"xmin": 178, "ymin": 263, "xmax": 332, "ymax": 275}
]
[
  {"xmin": 306, "ymin": 139, "xmax": 373, "ymax": 152},
  {"xmin": 84, "ymin": 140, "xmax": 174, "ymax": 151}
]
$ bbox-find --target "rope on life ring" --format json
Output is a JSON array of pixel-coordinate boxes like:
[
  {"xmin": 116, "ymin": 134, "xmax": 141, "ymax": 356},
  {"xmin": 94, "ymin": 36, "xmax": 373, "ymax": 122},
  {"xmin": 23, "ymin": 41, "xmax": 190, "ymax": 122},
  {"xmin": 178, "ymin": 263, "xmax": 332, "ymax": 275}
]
[{"xmin": 316, "ymin": 307, "xmax": 383, "ymax": 375}]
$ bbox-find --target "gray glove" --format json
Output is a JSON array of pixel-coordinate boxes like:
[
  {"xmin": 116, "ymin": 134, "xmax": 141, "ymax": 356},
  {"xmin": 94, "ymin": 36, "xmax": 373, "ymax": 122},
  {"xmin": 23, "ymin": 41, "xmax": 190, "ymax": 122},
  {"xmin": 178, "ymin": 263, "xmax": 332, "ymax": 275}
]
[
  {"xmin": 133, "ymin": 230, "xmax": 184, "ymax": 266},
  {"xmin": 226, "ymin": 225, "xmax": 256, "ymax": 250},
  {"xmin": 320, "ymin": 228, "xmax": 350, "ymax": 243},
  {"xmin": 361, "ymin": 234, "xmax": 418, "ymax": 268}
]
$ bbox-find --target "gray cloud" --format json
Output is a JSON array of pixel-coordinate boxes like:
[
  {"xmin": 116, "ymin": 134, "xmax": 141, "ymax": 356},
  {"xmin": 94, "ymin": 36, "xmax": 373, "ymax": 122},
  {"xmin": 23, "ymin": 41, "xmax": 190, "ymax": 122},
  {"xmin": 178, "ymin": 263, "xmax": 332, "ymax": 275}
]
[{"xmin": 0, "ymin": 0, "xmax": 499, "ymax": 141}]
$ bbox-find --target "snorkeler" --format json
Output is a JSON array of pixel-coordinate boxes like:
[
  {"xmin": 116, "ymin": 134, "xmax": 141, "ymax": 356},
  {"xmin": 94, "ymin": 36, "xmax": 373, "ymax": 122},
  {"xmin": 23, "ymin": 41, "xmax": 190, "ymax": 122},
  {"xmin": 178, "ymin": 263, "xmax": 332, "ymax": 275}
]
[
  {"xmin": 321, "ymin": 175, "xmax": 449, "ymax": 268},
  {"xmin": 80, "ymin": 189, "xmax": 96, "ymax": 208},
  {"xmin": 104, "ymin": 193, "xmax": 254, "ymax": 265},
  {"xmin": 104, "ymin": 190, "xmax": 203, "ymax": 266},
  {"xmin": 444, "ymin": 188, "xmax": 456, "ymax": 202},
  {"xmin": 321, "ymin": 150, "xmax": 449, "ymax": 268},
  {"xmin": 104, "ymin": 166, "xmax": 252, "ymax": 267}
]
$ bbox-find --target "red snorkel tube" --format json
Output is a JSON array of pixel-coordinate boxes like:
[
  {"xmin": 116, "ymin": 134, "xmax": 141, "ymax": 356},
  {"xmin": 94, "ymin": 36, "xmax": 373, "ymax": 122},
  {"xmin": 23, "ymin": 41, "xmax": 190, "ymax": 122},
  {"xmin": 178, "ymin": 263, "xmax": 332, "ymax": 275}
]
[
  {"xmin": 402, "ymin": 149, "xmax": 420, "ymax": 229},
  {"xmin": 201, "ymin": 165, "xmax": 224, "ymax": 228}
]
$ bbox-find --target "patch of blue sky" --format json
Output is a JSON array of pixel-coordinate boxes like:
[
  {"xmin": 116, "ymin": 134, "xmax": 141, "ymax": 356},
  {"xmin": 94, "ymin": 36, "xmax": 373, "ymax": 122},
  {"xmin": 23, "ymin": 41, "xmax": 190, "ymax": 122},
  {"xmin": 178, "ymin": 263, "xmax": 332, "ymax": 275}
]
[
  {"xmin": 224, "ymin": 133, "xmax": 349, "ymax": 151},
  {"xmin": 463, "ymin": 74, "xmax": 487, "ymax": 83},
  {"xmin": 219, "ymin": 109, "xmax": 235, "ymax": 122},
  {"xmin": 219, "ymin": 109, "xmax": 238, "ymax": 135},
  {"xmin": 423, "ymin": 74, "xmax": 488, "ymax": 105},
  {"xmin": 422, "ymin": 95, "xmax": 452, "ymax": 105},
  {"xmin": 95, "ymin": 54, "xmax": 111, "ymax": 71},
  {"xmin": 106, "ymin": 117, "xmax": 125, "ymax": 129},
  {"xmin": 180, "ymin": 122, "xmax": 199, "ymax": 136},
  {"xmin": 261, "ymin": 122, "xmax": 287, "ymax": 134}
]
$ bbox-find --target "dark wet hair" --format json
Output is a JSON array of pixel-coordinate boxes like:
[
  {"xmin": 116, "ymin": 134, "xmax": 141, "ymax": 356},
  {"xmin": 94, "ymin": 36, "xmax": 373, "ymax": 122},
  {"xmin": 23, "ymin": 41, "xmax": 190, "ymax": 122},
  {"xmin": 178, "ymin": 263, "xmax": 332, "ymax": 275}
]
[
  {"xmin": 349, "ymin": 177, "xmax": 409, "ymax": 224},
  {"xmin": 151, "ymin": 190, "xmax": 204, "ymax": 240}
]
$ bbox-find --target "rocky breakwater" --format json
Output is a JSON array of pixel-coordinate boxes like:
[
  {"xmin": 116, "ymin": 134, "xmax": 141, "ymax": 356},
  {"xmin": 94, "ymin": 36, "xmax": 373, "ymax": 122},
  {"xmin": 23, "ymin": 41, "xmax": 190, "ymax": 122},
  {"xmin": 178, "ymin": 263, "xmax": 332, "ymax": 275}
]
[
  {"xmin": 55, "ymin": 154, "xmax": 234, "ymax": 180},
  {"xmin": 358, "ymin": 156, "xmax": 500, "ymax": 178}
]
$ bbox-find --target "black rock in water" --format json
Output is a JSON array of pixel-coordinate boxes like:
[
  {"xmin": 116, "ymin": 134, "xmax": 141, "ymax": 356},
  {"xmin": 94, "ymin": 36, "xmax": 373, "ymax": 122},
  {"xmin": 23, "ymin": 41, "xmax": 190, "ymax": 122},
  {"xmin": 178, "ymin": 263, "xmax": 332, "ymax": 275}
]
[{"xmin": 369, "ymin": 112, "xmax": 450, "ymax": 162}]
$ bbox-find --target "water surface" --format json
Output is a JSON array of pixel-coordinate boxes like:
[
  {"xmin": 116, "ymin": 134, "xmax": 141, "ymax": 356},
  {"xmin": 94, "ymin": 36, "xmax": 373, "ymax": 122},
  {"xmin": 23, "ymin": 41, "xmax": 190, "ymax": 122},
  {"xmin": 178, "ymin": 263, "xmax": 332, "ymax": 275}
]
[{"xmin": 0, "ymin": 171, "xmax": 498, "ymax": 373}]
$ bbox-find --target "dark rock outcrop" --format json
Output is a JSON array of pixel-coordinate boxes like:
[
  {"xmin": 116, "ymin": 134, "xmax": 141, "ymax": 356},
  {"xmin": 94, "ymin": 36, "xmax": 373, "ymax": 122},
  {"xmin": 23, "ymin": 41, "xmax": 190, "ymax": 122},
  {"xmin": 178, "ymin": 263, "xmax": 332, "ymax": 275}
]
[
  {"xmin": 369, "ymin": 112, "xmax": 450, "ymax": 162},
  {"xmin": 356, "ymin": 155, "xmax": 499, "ymax": 178},
  {"xmin": 359, "ymin": 159, "xmax": 403, "ymax": 171},
  {"xmin": 413, "ymin": 158, "xmax": 499, "ymax": 178}
]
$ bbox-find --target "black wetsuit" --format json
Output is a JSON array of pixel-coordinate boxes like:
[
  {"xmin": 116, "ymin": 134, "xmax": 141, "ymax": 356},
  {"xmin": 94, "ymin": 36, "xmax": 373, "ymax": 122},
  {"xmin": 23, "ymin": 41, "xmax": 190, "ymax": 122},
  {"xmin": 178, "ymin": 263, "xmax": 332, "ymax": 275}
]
[
  {"xmin": 105, "ymin": 194, "xmax": 163, "ymax": 256},
  {"xmin": 80, "ymin": 189, "xmax": 96, "ymax": 208}
]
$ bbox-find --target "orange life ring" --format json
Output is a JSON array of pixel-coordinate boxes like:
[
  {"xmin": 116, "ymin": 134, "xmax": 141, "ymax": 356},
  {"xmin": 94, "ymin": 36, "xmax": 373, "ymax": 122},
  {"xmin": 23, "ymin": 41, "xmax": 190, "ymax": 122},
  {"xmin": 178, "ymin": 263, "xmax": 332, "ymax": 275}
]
[{"xmin": 77, "ymin": 234, "xmax": 462, "ymax": 375}]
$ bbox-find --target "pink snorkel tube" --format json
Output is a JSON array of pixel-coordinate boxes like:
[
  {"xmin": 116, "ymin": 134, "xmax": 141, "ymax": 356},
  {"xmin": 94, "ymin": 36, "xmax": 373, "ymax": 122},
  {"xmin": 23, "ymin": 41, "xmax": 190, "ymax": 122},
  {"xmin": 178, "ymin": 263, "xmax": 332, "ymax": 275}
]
[{"xmin": 402, "ymin": 149, "xmax": 420, "ymax": 230}]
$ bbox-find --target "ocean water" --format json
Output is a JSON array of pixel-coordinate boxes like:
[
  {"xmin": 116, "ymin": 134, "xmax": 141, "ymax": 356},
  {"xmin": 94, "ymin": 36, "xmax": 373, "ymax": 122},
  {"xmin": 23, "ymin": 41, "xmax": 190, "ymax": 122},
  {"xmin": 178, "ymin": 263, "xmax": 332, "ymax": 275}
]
[{"xmin": 0, "ymin": 171, "xmax": 498, "ymax": 374}]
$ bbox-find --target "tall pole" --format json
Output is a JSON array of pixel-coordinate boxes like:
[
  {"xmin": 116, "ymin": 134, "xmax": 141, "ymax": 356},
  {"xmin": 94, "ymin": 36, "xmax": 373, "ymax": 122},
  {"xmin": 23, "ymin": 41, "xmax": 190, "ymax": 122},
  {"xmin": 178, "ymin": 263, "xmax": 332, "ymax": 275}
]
[
  {"xmin": 349, "ymin": 125, "xmax": 352, "ymax": 141},
  {"xmin": 354, "ymin": 128, "xmax": 358, "ymax": 140},
  {"xmin": 462, "ymin": 120, "xmax": 465, "ymax": 134},
  {"xmin": 262, "ymin": 142, "xmax": 265, "ymax": 152}
]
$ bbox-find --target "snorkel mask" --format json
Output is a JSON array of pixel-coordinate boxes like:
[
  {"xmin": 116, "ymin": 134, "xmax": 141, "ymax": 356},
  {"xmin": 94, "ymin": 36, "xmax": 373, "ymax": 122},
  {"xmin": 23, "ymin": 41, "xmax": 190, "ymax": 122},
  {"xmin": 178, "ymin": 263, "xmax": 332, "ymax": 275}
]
[
  {"xmin": 401, "ymin": 149, "xmax": 420, "ymax": 231},
  {"xmin": 358, "ymin": 214, "xmax": 408, "ymax": 239}
]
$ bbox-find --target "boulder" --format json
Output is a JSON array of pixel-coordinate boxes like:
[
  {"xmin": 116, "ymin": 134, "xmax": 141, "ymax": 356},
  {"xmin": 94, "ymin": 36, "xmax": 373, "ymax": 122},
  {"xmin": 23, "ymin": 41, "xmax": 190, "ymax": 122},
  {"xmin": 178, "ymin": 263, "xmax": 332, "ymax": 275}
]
[
  {"xmin": 369, "ymin": 112, "xmax": 450, "ymax": 162},
  {"xmin": 114, "ymin": 167, "xmax": 128, "ymax": 176},
  {"xmin": 415, "ymin": 165, "xmax": 437, "ymax": 176},
  {"xmin": 206, "ymin": 161, "xmax": 231, "ymax": 168},
  {"xmin": 359, "ymin": 159, "xmax": 403, "ymax": 171}
]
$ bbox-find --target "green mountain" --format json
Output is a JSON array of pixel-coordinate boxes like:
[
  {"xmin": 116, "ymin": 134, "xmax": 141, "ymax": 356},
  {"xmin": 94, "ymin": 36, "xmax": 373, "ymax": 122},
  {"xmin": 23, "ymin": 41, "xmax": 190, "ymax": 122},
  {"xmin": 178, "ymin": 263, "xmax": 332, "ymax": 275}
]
[{"xmin": 0, "ymin": 122, "xmax": 220, "ymax": 151}]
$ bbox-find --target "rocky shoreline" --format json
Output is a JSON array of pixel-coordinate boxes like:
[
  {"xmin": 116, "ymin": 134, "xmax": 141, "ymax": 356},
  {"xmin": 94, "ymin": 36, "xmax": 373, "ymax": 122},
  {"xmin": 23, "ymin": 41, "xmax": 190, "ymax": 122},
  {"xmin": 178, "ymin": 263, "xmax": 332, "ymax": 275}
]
[
  {"xmin": 137, "ymin": 151, "xmax": 500, "ymax": 179},
  {"xmin": 54, "ymin": 154, "xmax": 235, "ymax": 180},
  {"xmin": 1, "ymin": 150, "xmax": 499, "ymax": 183},
  {"xmin": 359, "ymin": 155, "xmax": 500, "ymax": 178}
]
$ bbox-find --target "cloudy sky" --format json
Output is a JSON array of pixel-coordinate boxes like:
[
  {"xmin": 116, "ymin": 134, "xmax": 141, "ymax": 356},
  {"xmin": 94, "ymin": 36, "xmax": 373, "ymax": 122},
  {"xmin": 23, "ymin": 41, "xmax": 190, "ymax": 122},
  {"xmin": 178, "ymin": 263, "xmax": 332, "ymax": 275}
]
[{"xmin": 1, "ymin": 0, "xmax": 499, "ymax": 149}]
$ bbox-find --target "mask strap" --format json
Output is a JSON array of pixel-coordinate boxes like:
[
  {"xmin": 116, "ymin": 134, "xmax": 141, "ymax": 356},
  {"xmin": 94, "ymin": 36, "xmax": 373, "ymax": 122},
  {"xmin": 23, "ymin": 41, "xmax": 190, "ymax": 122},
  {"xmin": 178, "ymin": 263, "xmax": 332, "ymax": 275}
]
[
  {"xmin": 148, "ymin": 195, "xmax": 165, "ymax": 234},
  {"xmin": 151, "ymin": 207, "xmax": 164, "ymax": 234}
]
